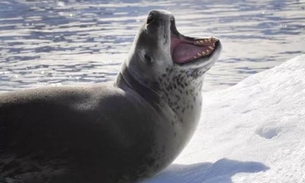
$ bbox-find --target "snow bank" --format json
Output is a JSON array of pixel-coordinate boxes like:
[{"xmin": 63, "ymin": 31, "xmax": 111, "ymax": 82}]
[{"xmin": 143, "ymin": 55, "xmax": 305, "ymax": 183}]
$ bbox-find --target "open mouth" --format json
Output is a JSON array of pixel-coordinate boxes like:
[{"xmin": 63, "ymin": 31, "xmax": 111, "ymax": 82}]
[{"xmin": 170, "ymin": 21, "xmax": 220, "ymax": 64}]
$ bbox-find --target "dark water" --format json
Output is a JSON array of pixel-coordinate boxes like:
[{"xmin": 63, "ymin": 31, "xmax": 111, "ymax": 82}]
[{"xmin": 0, "ymin": 0, "xmax": 304, "ymax": 91}]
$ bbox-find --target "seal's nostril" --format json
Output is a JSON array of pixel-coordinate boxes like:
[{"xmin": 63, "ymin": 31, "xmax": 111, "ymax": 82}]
[{"xmin": 147, "ymin": 12, "xmax": 156, "ymax": 24}]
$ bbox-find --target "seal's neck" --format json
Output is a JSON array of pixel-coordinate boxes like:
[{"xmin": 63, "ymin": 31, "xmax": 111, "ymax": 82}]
[
  {"xmin": 116, "ymin": 64, "xmax": 204, "ymax": 134},
  {"xmin": 116, "ymin": 65, "xmax": 204, "ymax": 152},
  {"xmin": 156, "ymin": 67, "xmax": 204, "ymax": 128},
  {"xmin": 115, "ymin": 65, "xmax": 166, "ymax": 115}
]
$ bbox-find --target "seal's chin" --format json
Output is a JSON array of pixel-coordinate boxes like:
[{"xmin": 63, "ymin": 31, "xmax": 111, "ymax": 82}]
[{"xmin": 170, "ymin": 22, "xmax": 220, "ymax": 65}]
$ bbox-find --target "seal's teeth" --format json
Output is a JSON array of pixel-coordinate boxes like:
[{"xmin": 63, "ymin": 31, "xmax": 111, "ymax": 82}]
[
  {"xmin": 195, "ymin": 41, "xmax": 202, "ymax": 45},
  {"xmin": 208, "ymin": 46, "xmax": 214, "ymax": 50},
  {"xmin": 202, "ymin": 51, "xmax": 206, "ymax": 55},
  {"xmin": 193, "ymin": 37, "xmax": 218, "ymax": 46},
  {"xmin": 197, "ymin": 53, "xmax": 202, "ymax": 56}
]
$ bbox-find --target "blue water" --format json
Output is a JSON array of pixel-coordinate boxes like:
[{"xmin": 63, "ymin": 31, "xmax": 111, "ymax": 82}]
[{"xmin": 0, "ymin": 0, "xmax": 304, "ymax": 91}]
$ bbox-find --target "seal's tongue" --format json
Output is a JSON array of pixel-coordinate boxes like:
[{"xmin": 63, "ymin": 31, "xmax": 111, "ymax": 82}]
[
  {"xmin": 173, "ymin": 43, "xmax": 206, "ymax": 63},
  {"xmin": 171, "ymin": 36, "xmax": 217, "ymax": 64}
]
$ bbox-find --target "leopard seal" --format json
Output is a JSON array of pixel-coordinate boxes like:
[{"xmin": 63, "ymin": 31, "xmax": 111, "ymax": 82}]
[{"xmin": 0, "ymin": 10, "xmax": 222, "ymax": 183}]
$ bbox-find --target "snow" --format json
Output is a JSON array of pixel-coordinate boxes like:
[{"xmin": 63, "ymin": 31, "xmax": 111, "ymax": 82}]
[{"xmin": 143, "ymin": 55, "xmax": 305, "ymax": 183}]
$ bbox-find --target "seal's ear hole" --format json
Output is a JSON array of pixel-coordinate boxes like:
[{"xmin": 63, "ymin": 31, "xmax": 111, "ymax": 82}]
[{"xmin": 144, "ymin": 53, "xmax": 153, "ymax": 65}]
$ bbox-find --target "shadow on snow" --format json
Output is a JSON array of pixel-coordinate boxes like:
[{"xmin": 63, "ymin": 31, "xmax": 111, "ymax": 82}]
[{"xmin": 143, "ymin": 158, "xmax": 269, "ymax": 183}]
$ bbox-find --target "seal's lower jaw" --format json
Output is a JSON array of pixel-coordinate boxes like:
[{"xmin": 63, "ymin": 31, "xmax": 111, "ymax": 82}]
[{"xmin": 170, "ymin": 33, "xmax": 221, "ymax": 67}]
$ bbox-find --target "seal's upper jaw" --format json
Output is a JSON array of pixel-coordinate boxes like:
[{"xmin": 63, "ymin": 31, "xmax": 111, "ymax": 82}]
[{"xmin": 170, "ymin": 17, "xmax": 221, "ymax": 66}]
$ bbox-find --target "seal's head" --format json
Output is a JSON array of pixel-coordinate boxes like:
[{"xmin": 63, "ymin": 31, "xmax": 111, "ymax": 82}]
[
  {"xmin": 121, "ymin": 9, "xmax": 222, "ymax": 127},
  {"xmin": 124, "ymin": 10, "xmax": 221, "ymax": 92}
]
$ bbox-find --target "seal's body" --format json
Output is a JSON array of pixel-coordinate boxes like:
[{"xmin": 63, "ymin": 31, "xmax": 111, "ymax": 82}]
[{"xmin": 0, "ymin": 10, "xmax": 222, "ymax": 183}]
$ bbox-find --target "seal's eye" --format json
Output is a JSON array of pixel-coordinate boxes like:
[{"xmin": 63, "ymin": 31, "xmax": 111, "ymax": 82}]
[
  {"xmin": 144, "ymin": 53, "xmax": 153, "ymax": 65},
  {"xmin": 147, "ymin": 12, "xmax": 156, "ymax": 24}
]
